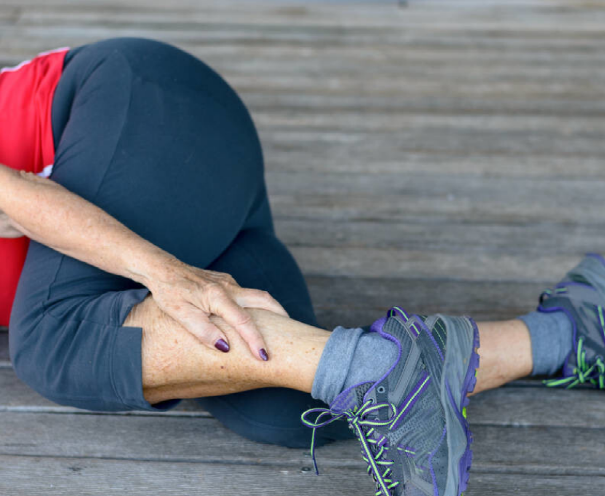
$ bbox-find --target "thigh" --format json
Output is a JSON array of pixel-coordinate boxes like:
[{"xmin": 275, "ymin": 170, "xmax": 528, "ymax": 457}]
[
  {"xmin": 50, "ymin": 37, "xmax": 271, "ymax": 279},
  {"xmin": 42, "ymin": 36, "xmax": 274, "ymax": 310}
]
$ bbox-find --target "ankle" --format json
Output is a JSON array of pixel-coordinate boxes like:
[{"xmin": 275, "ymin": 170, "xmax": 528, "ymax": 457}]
[{"xmin": 473, "ymin": 320, "xmax": 533, "ymax": 394}]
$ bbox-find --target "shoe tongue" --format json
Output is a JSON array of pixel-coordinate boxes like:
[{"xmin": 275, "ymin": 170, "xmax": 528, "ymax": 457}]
[{"xmin": 330, "ymin": 381, "xmax": 374, "ymax": 414}]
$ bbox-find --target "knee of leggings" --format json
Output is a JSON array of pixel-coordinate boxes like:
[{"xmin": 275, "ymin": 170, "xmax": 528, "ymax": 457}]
[
  {"xmin": 9, "ymin": 301, "xmax": 137, "ymax": 412},
  {"xmin": 10, "ymin": 324, "xmax": 131, "ymax": 412},
  {"xmin": 8, "ymin": 319, "xmax": 68, "ymax": 408}
]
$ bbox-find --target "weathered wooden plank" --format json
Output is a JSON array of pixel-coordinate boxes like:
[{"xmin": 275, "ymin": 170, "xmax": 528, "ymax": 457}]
[
  {"xmin": 468, "ymin": 386, "xmax": 605, "ymax": 429},
  {"xmin": 308, "ymin": 276, "xmax": 543, "ymax": 328},
  {"xmin": 2, "ymin": 408, "xmax": 605, "ymax": 475},
  {"xmin": 261, "ymin": 144, "xmax": 605, "ymax": 179},
  {"xmin": 276, "ymin": 219, "xmax": 605, "ymax": 257},
  {"xmin": 15, "ymin": 25, "xmax": 605, "ymax": 59},
  {"xmin": 0, "ymin": 7, "xmax": 20, "ymax": 23},
  {"xmin": 8, "ymin": 3, "xmax": 605, "ymax": 63},
  {"xmin": 289, "ymin": 246, "xmax": 584, "ymax": 282},
  {"xmin": 0, "ymin": 454, "xmax": 602, "ymax": 496},
  {"xmin": 253, "ymin": 114, "xmax": 605, "ymax": 145},
  {"xmin": 11, "ymin": 1, "xmax": 605, "ymax": 33},
  {"xmin": 257, "ymin": 120, "xmax": 605, "ymax": 154},
  {"xmin": 245, "ymin": 89, "xmax": 605, "ymax": 116},
  {"xmin": 0, "ymin": 454, "xmax": 376, "ymax": 496},
  {"xmin": 265, "ymin": 171, "xmax": 605, "ymax": 228}
]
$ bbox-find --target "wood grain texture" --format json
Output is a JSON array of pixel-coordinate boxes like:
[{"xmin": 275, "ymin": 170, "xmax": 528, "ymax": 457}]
[
  {"xmin": 1, "ymin": 409, "xmax": 605, "ymax": 476},
  {"xmin": 2, "ymin": 0, "xmax": 605, "ymax": 494},
  {"xmin": 307, "ymin": 276, "xmax": 543, "ymax": 328},
  {"xmin": 3, "ymin": 453, "xmax": 601, "ymax": 496}
]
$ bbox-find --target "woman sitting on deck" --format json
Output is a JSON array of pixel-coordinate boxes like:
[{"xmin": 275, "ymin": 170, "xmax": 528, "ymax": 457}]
[{"xmin": 1, "ymin": 38, "xmax": 602, "ymax": 496}]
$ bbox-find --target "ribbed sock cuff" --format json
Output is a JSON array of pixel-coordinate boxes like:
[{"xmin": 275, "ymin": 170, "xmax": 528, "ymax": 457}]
[
  {"xmin": 311, "ymin": 325, "xmax": 399, "ymax": 405},
  {"xmin": 518, "ymin": 310, "xmax": 573, "ymax": 376},
  {"xmin": 311, "ymin": 326, "xmax": 364, "ymax": 405}
]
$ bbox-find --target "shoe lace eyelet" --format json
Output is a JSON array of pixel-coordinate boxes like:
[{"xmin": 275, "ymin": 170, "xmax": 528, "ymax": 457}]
[{"xmin": 377, "ymin": 386, "xmax": 386, "ymax": 394}]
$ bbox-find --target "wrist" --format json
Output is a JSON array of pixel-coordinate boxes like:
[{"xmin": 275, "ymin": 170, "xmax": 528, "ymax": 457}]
[{"xmin": 124, "ymin": 244, "xmax": 180, "ymax": 289}]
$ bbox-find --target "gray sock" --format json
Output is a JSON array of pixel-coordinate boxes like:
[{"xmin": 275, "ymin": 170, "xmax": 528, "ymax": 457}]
[
  {"xmin": 517, "ymin": 311, "xmax": 573, "ymax": 376},
  {"xmin": 311, "ymin": 326, "xmax": 398, "ymax": 405}
]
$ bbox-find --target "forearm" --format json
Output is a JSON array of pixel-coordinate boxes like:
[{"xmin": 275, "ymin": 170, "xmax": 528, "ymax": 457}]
[
  {"xmin": 0, "ymin": 164, "xmax": 285, "ymax": 358},
  {"xmin": 0, "ymin": 165, "xmax": 174, "ymax": 287},
  {"xmin": 0, "ymin": 207, "xmax": 23, "ymax": 238}
]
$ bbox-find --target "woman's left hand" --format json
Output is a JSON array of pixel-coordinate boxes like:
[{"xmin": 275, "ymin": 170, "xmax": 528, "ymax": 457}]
[{"xmin": 146, "ymin": 258, "xmax": 288, "ymax": 361}]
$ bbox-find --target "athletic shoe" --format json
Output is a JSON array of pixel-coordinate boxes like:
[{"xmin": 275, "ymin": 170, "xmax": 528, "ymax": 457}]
[
  {"xmin": 301, "ymin": 306, "xmax": 480, "ymax": 496},
  {"xmin": 539, "ymin": 254, "xmax": 605, "ymax": 389}
]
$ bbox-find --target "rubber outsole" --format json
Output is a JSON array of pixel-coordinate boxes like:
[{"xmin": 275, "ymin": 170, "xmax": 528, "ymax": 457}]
[{"xmin": 456, "ymin": 318, "xmax": 481, "ymax": 495}]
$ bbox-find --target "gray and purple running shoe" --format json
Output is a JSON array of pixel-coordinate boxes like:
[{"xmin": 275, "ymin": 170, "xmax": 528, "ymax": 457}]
[
  {"xmin": 539, "ymin": 254, "xmax": 605, "ymax": 389},
  {"xmin": 301, "ymin": 306, "xmax": 480, "ymax": 496}
]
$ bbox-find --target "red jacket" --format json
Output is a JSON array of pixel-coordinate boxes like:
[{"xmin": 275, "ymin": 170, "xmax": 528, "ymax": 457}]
[{"xmin": 0, "ymin": 48, "xmax": 69, "ymax": 326}]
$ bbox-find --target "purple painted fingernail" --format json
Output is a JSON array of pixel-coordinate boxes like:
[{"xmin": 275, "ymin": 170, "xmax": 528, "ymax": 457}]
[
  {"xmin": 259, "ymin": 348, "xmax": 269, "ymax": 361},
  {"xmin": 215, "ymin": 339, "xmax": 230, "ymax": 353}
]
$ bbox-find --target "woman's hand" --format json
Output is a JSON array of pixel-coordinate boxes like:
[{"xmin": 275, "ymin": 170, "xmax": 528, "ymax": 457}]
[{"xmin": 146, "ymin": 259, "xmax": 288, "ymax": 361}]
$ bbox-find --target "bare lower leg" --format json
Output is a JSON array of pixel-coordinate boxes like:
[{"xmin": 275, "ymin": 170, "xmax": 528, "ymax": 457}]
[
  {"xmin": 125, "ymin": 296, "xmax": 331, "ymax": 404},
  {"xmin": 126, "ymin": 296, "xmax": 534, "ymax": 405},
  {"xmin": 473, "ymin": 319, "xmax": 533, "ymax": 394}
]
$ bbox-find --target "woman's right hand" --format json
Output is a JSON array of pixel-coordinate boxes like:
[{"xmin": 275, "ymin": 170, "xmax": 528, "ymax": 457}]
[{"xmin": 144, "ymin": 257, "xmax": 289, "ymax": 361}]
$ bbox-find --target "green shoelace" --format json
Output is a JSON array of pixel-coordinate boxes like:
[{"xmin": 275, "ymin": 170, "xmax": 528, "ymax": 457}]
[
  {"xmin": 545, "ymin": 337, "xmax": 605, "ymax": 389},
  {"xmin": 541, "ymin": 285, "xmax": 605, "ymax": 389},
  {"xmin": 301, "ymin": 400, "xmax": 401, "ymax": 496}
]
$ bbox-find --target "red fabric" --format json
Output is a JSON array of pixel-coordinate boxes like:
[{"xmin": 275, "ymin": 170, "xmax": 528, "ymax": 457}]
[{"xmin": 0, "ymin": 48, "xmax": 68, "ymax": 327}]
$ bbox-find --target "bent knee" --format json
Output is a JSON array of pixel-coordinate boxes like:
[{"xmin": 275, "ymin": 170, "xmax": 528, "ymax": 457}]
[
  {"xmin": 9, "ymin": 299, "xmax": 147, "ymax": 412},
  {"xmin": 9, "ymin": 326, "xmax": 125, "ymax": 411}
]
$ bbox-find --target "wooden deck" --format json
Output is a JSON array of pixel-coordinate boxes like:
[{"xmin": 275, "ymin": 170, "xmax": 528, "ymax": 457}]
[{"xmin": 2, "ymin": 0, "xmax": 605, "ymax": 493}]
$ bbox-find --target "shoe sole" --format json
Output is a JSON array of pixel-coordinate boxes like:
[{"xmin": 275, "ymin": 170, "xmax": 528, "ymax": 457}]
[{"xmin": 441, "ymin": 316, "xmax": 480, "ymax": 496}]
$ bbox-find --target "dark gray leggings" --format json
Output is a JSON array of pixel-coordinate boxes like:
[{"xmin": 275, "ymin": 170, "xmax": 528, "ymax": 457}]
[{"xmin": 9, "ymin": 38, "xmax": 352, "ymax": 448}]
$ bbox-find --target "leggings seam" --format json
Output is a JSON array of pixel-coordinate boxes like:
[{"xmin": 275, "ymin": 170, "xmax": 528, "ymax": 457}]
[
  {"xmin": 108, "ymin": 324, "xmax": 127, "ymax": 407},
  {"xmin": 89, "ymin": 50, "xmax": 133, "ymax": 205},
  {"xmin": 45, "ymin": 49, "xmax": 133, "ymax": 310}
]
